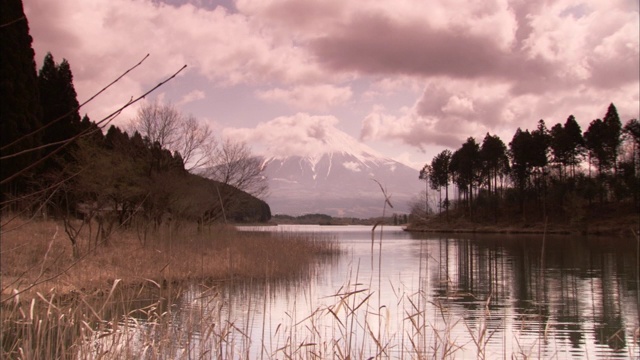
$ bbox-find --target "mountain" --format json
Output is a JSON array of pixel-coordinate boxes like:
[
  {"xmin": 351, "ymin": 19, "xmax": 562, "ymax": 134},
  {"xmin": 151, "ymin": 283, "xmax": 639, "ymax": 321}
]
[{"xmin": 261, "ymin": 129, "xmax": 423, "ymax": 218}]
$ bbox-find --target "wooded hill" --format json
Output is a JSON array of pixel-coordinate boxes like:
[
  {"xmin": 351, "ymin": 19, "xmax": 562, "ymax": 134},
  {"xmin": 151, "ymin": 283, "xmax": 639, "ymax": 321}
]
[{"xmin": 1, "ymin": 0, "xmax": 271, "ymax": 238}]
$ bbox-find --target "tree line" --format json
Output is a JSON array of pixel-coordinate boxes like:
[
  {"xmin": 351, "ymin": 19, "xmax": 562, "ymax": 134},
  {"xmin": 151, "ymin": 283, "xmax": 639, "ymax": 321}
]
[
  {"xmin": 419, "ymin": 104, "xmax": 639, "ymax": 225},
  {"xmin": 1, "ymin": 1, "xmax": 270, "ymax": 256}
]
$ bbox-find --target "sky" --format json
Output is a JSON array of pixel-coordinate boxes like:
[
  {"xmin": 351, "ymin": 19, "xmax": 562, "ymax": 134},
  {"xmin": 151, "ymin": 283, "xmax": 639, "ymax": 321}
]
[{"xmin": 24, "ymin": 0, "xmax": 639, "ymax": 169}]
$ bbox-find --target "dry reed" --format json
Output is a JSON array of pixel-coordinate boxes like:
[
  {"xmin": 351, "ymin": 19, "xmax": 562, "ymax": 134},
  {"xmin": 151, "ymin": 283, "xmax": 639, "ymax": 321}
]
[{"xmin": 0, "ymin": 215, "xmax": 339, "ymax": 359}]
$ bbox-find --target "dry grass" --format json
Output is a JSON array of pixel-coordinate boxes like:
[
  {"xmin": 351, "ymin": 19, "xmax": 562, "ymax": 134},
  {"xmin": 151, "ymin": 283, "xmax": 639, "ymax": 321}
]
[
  {"xmin": 1, "ymin": 215, "xmax": 339, "ymax": 359},
  {"xmin": 1, "ymin": 216, "xmax": 338, "ymax": 303}
]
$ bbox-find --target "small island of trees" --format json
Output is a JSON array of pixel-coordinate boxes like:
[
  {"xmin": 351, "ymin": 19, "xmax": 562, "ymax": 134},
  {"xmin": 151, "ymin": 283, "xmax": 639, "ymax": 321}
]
[{"xmin": 413, "ymin": 104, "xmax": 639, "ymax": 235}]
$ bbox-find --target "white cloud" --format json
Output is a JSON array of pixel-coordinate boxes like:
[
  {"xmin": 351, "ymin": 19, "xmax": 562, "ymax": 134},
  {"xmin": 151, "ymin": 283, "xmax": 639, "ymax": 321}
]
[
  {"xmin": 257, "ymin": 84, "xmax": 352, "ymax": 110},
  {"xmin": 177, "ymin": 90, "xmax": 206, "ymax": 106},
  {"xmin": 24, "ymin": 0, "xmax": 639, "ymax": 158},
  {"xmin": 223, "ymin": 113, "xmax": 342, "ymax": 157},
  {"xmin": 25, "ymin": 0, "xmax": 327, "ymax": 123},
  {"xmin": 441, "ymin": 96, "xmax": 475, "ymax": 115}
]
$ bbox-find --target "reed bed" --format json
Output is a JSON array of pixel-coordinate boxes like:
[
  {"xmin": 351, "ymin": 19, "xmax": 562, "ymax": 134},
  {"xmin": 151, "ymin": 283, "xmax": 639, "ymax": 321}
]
[
  {"xmin": 1, "ymin": 217, "xmax": 338, "ymax": 302},
  {"xmin": 0, "ymin": 215, "xmax": 339, "ymax": 358}
]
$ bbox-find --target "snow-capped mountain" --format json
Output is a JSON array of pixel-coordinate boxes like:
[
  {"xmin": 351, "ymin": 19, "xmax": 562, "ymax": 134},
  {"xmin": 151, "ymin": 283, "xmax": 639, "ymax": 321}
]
[{"xmin": 261, "ymin": 128, "xmax": 423, "ymax": 218}]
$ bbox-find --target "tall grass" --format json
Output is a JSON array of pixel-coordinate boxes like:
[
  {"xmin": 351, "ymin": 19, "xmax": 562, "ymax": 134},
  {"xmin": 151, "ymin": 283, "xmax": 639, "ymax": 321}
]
[{"xmin": 0, "ymin": 215, "xmax": 338, "ymax": 359}]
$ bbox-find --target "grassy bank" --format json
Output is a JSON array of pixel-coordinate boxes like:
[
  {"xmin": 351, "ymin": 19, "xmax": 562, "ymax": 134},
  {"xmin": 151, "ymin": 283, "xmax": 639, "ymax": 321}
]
[{"xmin": 1, "ymin": 216, "xmax": 339, "ymax": 302}]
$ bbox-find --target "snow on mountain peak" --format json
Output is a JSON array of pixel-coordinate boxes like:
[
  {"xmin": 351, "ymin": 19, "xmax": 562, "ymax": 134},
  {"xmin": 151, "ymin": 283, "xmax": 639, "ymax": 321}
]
[
  {"xmin": 262, "ymin": 117, "xmax": 389, "ymax": 166},
  {"xmin": 228, "ymin": 113, "xmax": 404, "ymax": 170}
]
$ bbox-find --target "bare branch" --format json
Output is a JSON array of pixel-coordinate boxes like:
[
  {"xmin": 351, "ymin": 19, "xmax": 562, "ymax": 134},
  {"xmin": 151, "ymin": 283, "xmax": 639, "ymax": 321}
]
[
  {"xmin": 206, "ymin": 139, "xmax": 268, "ymax": 198},
  {"xmin": 129, "ymin": 102, "xmax": 214, "ymax": 171}
]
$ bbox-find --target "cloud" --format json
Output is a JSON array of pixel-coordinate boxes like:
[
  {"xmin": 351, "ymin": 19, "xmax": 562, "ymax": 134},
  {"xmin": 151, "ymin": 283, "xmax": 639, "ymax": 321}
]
[
  {"xmin": 25, "ymin": 0, "xmax": 326, "ymax": 123},
  {"xmin": 24, "ymin": 0, "xmax": 639, "ymax": 157},
  {"xmin": 310, "ymin": 13, "xmax": 524, "ymax": 79},
  {"xmin": 223, "ymin": 113, "xmax": 344, "ymax": 157},
  {"xmin": 362, "ymin": 78, "xmax": 640, "ymax": 152},
  {"xmin": 257, "ymin": 84, "xmax": 352, "ymax": 110},
  {"xmin": 177, "ymin": 90, "xmax": 206, "ymax": 106}
]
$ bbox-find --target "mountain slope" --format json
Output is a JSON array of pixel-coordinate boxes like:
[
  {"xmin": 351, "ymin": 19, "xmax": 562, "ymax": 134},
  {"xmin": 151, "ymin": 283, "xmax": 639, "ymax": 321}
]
[{"xmin": 261, "ymin": 129, "xmax": 422, "ymax": 217}]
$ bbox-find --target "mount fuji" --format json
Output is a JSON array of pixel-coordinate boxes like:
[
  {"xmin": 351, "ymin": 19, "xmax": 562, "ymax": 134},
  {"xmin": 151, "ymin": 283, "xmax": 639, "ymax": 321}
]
[{"xmin": 260, "ymin": 126, "xmax": 423, "ymax": 218}]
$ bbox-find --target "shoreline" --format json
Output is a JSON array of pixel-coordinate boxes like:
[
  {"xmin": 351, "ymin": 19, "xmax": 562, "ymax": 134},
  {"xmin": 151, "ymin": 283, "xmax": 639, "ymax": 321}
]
[{"xmin": 404, "ymin": 220, "xmax": 639, "ymax": 238}]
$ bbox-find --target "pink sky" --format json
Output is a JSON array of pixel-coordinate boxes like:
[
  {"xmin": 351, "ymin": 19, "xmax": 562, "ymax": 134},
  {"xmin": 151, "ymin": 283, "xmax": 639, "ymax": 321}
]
[{"xmin": 25, "ymin": 0, "xmax": 639, "ymax": 168}]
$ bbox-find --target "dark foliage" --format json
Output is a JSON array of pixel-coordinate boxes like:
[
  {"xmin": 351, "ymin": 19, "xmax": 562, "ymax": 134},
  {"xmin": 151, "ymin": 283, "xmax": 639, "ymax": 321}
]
[
  {"xmin": 420, "ymin": 104, "xmax": 637, "ymax": 226},
  {"xmin": 0, "ymin": 0, "xmax": 43, "ymax": 199}
]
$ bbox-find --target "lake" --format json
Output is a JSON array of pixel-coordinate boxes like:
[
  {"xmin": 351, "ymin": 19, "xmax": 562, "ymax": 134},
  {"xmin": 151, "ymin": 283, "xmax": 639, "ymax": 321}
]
[{"xmin": 98, "ymin": 225, "xmax": 640, "ymax": 359}]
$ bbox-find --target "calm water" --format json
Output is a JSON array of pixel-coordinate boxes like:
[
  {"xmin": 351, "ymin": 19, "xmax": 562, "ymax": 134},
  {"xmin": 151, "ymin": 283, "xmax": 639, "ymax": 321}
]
[{"xmin": 101, "ymin": 225, "xmax": 640, "ymax": 359}]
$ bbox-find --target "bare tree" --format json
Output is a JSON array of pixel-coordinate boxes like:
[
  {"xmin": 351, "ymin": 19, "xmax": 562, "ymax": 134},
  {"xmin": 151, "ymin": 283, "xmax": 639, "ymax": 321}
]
[
  {"xmin": 130, "ymin": 102, "xmax": 214, "ymax": 171},
  {"xmin": 207, "ymin": 138, "xmax": 268, "ymax": 199},
  {"xmin": 180, "ymin": 115, "xmax": 215, "ymax": 170}
]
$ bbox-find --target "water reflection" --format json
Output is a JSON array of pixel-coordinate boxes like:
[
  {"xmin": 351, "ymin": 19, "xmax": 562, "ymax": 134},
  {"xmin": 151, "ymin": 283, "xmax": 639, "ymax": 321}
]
[
  {"xmin": 410, "ymin": 232, "xmax": 639, "ymax": 358},
  {"xmin": 88, "ymin": 226, "xmax": 639, "ymax": 359}
]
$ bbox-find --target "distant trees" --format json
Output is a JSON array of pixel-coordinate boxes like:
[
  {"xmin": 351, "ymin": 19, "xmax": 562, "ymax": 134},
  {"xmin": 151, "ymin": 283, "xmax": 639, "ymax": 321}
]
[{"xmin": 417, "ymin": 103, "xmax": 637, "ymax": 224}]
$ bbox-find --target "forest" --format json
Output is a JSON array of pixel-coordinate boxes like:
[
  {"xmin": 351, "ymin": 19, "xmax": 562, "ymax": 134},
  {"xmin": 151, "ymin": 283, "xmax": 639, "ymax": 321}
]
[
  {"xmin": 1, "ymin": 0, "xmax": 271, "ymax": 257},
  {"xmin": 416, "ymin": 104, "xmax": 639, "ymax": 232}
]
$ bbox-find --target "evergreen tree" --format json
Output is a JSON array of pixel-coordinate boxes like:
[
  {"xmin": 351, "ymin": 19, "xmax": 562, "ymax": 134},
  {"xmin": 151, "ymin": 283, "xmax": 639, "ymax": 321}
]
[
  {"xmin": 530, "ymin": 120, "xmax": 551, "ymax": 170},
  {"xmin": 585, "ymin": 104, "xmax": 623, "ymax": 176},
  {"xmin": 38, "ymin": 53, "xmax": 82, "ymax": 167},
  {"xmin": 551, "ymin": 115, "xmax": 585, "ymax": 179},
  {"xmin": 480, "ymin": 133, "xmax": 508, "ymax": 197},
  {"xmin": 602, "ymin": 103, "xmax": 622, "ymax": 174},
  {"xmin": 550, "ymin": 123, "xmax": 566, "ymax": 176},
  {"xmin": 0, "ymin": 0, "xmax": 43, "ymax": 197},
  {"xmin": 450, "ymin": 137, "xmax": 481, "ymax": 211},
  {"xmin": 530, "ymin": 120, "xmax": 551, "ymax": 216},
  {"xmin": 563, "ymin": 115, "xmax": 585, "ymax": 177},
  {"xmin": 480, "ymin": 133, "xmax": 508, "ymax": 222},
  {"xmin": 585, "ymin": 119, "xmax": 611, "ymax": 175},
  {"xmin": 509, "ymin": 128, "xmax": 535, "ymax": 215}
]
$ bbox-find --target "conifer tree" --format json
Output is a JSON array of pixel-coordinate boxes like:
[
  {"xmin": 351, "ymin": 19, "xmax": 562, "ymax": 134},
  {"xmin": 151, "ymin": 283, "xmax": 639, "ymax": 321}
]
[
  {"xmin": 0, "ymin": 0, "xmax": 43, "ymax": 198},
  {"xmin": 38, "ymin": 53, "xmax": 82, "ymax": 167},
  {"xmin": 602, "ymin": 103, "xmax": 622, "ymax": 174}
]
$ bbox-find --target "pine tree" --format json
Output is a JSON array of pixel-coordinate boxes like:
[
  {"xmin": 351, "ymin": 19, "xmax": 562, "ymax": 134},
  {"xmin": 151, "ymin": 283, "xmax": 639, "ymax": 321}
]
[
  {"xmin": 0, "ymin": 0, "xmax": 43, "ymax": 198},
  {"xmin": 602, "ymin": 103, "xmax": 622, "ymax": 174},
  {"xmin": 38, "ymin": 53, "xmax": 82, "ymax": 168},
  {"xmin": 450, "ymin": 137, "xmax": 481, "ymax": 211}
]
